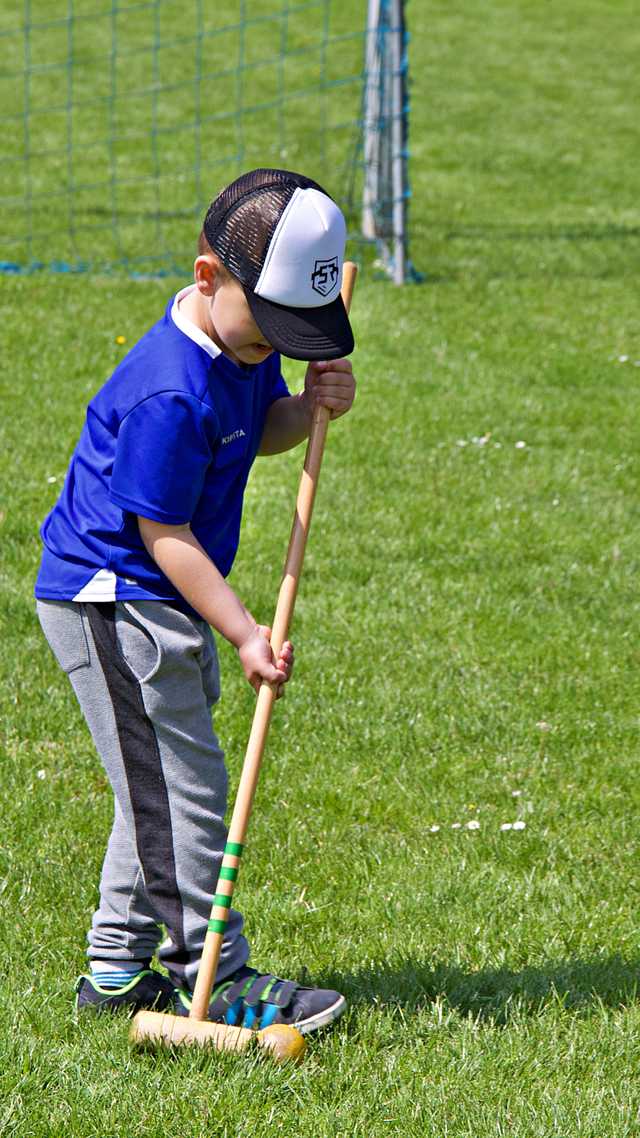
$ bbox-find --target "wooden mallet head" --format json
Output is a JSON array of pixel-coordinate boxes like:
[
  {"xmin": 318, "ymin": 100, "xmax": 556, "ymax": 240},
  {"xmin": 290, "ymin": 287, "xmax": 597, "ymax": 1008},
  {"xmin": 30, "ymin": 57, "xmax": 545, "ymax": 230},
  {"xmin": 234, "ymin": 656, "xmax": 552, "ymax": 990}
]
[{"xmin": 130, "ymin": 1009, "xmax": 306, "ymax": 1064}]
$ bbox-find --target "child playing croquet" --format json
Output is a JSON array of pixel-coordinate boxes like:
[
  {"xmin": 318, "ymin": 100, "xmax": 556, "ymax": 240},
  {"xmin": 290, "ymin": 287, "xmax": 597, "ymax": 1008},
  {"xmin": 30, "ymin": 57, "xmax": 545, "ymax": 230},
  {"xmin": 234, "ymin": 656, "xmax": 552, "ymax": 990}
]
[{"xmin": 35, "ymin": 168, "xmax": 356, "ymax": 1034}]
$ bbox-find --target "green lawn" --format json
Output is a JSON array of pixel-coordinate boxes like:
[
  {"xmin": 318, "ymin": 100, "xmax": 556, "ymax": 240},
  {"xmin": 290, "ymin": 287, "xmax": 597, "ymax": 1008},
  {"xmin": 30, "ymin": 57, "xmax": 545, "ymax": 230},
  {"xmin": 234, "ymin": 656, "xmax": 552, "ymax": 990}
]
[{"xmin": 2, "ymin": 1, "xmax": 640, "ymax": 1135}]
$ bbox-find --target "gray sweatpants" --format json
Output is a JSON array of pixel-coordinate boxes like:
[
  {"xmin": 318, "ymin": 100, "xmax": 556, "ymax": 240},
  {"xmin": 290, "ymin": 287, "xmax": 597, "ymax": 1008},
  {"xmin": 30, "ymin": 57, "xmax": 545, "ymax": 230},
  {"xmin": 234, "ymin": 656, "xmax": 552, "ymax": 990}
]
[{"xmin": 36, "ymin": 598, "xmax": 249, "ymax": 990}]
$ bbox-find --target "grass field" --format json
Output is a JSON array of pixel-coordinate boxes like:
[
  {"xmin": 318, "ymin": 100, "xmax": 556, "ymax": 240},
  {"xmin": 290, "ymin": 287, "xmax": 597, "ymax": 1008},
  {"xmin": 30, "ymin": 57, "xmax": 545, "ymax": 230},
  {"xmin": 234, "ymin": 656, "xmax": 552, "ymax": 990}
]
[{"xmin": 2, "ymin": 1, "xmax": 640, "ymax": 1135}]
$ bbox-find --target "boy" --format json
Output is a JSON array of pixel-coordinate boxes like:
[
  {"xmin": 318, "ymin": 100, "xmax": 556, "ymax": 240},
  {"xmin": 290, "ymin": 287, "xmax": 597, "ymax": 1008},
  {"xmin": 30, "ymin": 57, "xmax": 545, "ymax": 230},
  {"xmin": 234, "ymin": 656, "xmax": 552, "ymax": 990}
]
[{"xmin": 35, "ymin": 168, "xmax": 356, "ymax": 1035}]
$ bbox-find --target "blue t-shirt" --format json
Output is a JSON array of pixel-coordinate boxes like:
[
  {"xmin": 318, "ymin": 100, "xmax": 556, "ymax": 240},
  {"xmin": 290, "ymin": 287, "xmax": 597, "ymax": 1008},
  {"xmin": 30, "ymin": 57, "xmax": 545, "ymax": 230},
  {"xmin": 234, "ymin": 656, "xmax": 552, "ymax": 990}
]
[{"xmin": 35, "ymin": 287, "xmax": 289, "ymax": 608}]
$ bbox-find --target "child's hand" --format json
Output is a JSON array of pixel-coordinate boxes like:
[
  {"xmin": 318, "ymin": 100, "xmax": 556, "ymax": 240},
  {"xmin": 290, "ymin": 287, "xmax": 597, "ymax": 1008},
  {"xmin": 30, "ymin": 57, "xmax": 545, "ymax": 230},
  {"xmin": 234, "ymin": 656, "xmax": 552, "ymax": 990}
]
[
  {"xmin": 237, "ymin": 625, "xmax": 294, "ymax": 698},
  {"xmin": 303, "ymin": 359, "xmax": 355, "ymax": 420}
]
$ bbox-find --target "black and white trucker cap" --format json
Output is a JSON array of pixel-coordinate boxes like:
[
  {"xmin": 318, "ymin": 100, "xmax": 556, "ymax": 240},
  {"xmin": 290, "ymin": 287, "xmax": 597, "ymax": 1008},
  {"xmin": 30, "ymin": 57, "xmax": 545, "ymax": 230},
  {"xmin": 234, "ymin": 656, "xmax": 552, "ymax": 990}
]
[{"xmin": 203, "ymin": 168, "xmax": 354, "ymax": 361}]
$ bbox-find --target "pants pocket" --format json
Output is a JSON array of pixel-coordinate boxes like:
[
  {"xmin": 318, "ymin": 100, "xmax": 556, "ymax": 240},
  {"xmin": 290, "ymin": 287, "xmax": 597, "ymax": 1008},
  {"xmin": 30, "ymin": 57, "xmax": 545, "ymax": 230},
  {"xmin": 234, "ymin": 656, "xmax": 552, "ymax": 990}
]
[
  {"xmin": 200, "ymin": 625, "xmax": 221, "ymax": 706},
  {"xmin": 115, "ymin": 602, "xmax": 163, "ymax": 685},
  {"xmin": 36, "ymin": 600, "xmax": 91, "ymax": 674}
]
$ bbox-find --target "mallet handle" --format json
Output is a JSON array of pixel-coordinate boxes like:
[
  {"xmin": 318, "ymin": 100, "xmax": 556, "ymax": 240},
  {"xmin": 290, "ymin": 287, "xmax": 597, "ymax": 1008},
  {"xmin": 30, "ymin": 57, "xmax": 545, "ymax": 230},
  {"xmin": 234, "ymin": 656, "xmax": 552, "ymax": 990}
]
[{"xmin": 190, "ymin": 262, "xmax": 357, "ymax": 1021}]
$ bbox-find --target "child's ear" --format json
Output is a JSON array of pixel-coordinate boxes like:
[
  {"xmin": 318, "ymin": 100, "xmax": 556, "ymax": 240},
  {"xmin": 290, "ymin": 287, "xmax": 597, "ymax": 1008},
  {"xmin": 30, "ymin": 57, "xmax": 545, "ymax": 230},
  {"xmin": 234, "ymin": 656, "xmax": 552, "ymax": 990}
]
[{"xmin": 193, "ymin": 253, "xmax": 221, "ymax": 296}]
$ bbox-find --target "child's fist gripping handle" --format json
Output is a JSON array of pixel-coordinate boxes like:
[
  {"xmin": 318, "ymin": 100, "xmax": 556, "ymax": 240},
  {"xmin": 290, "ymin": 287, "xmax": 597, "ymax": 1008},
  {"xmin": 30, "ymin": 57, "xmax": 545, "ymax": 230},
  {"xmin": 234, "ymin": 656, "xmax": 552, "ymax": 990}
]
[{"xmin": 189, "ymin": 263, "xmax": 357, "ymax": 1023}]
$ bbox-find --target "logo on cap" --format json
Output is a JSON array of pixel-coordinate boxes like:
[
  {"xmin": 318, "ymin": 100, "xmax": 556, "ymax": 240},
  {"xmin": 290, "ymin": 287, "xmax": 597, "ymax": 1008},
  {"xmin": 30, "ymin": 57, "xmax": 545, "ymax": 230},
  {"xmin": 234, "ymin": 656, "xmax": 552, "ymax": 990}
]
[{"xmin": 311, "ymin": 256, "xmax": 339, "ymax": 298}]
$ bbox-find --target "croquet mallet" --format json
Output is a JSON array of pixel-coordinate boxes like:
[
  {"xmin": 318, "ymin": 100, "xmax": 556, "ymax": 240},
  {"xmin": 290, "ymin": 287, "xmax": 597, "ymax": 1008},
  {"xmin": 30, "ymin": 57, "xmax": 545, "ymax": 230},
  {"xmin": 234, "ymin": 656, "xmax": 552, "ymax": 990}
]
[{"xmin": 130, "ymin": 261, "xmax": 357, "ymax": 1064}]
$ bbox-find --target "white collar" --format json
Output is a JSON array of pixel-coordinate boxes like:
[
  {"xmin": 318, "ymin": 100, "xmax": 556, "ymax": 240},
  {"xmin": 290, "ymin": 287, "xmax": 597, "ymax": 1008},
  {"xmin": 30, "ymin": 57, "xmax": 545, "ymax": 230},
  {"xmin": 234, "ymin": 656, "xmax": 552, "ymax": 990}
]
[{"xmin": 171, "ymin": 284, "xmax": 221, "ymax": 360}]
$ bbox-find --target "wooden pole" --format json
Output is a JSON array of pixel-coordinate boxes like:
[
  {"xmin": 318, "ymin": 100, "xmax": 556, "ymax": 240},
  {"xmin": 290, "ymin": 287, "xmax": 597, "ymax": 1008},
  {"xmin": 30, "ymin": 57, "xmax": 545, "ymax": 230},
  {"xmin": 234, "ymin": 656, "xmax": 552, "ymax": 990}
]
[{"xmin": 190, "ymin": 262, "xmax": 358, "ymax": 1021}]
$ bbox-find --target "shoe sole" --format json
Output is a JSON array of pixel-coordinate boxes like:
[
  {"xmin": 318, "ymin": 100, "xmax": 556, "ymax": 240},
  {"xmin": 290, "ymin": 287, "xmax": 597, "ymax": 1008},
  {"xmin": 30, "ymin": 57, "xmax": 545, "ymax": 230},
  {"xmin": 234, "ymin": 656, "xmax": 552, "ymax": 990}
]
[{"xmin": 294, "ymin": 994, "xmax": 347, "ymax": 1035}]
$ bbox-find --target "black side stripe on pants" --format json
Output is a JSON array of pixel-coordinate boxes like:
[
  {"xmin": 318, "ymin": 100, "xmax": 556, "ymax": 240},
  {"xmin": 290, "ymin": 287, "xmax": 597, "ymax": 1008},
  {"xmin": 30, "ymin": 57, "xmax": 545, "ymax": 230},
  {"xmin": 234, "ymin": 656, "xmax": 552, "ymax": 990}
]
[{"xmin": 85, "ymin": 602, "xmax": 188, "ymax": 968}]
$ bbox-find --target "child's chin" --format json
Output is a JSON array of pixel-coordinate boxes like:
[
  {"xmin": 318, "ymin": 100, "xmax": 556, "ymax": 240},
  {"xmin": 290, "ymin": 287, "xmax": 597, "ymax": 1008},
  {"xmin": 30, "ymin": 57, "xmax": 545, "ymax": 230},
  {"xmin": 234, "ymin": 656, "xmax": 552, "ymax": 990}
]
[{"xmin": 244, "ymin": 345, "xmax": 273, "ymax": 362}]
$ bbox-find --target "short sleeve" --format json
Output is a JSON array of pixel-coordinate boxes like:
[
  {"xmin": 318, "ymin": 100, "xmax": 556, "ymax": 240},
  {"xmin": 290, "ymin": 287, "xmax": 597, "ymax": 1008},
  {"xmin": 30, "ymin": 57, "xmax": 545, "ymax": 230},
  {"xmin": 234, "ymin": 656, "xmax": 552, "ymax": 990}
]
[
  {"xmin": 269, "ymin": 370, "xmax": 289, "ymax": 404},
  {"xmin": 265, "ymin": 354, "xmax": 289, "ymax": 405},
  {"xmin": 110, "ymin": 392, "xmax": 219, "ymax": 524}
]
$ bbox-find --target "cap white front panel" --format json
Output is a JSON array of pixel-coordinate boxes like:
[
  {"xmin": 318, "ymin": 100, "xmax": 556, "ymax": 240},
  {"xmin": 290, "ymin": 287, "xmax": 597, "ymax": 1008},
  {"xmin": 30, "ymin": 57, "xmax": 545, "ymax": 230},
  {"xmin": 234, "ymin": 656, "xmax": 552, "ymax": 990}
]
[{"xmin": 254, "ymin": 187, "xmax": 346, "ymax": 308}]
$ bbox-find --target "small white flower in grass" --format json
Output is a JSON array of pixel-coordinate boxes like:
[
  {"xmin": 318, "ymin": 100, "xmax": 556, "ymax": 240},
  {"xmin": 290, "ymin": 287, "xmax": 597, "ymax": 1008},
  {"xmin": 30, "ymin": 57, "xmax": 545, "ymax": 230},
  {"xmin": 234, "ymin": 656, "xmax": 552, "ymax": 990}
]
[
  {"xmin": 515, "ymin": 440, "xmax": 527, "ymax": 450},
  {"xmin": 511, "ymin": 789, "xmax": 522, "ymax": 797},
  {"xmin": 429, "ymin": 824, "xmax": 440, "ymax": 833},
  {"xmin": 618, "ymin": 355, "xmax": 629, "ymax": 363},
  {"xmin": 513, "ymin": 820, "xmax": 526, "ymax": 831},
  {"xmin": 500, "ymin": 822, "xmax": 513, "ymax": 831},
  {"xmin": 536, "ymin": 720, "xmax": 552, "ymax": 731},
  {"xmin": 47, "ymin": 476, "xmax": 57, "ymax": 484},
  {"xmin": 456, "ymin": 439, "xmax": 468, "ymax": 448},
  {"xmin": 37, "ymin": 769, "xmax": 46, "ymax": 780},
  {"xmin": 466, "ymin": 819, "xmax": 480, "ymax": 830},
  {"xmin": 451, "ymin": 822, "xmax": 462, "ymax": 830}
]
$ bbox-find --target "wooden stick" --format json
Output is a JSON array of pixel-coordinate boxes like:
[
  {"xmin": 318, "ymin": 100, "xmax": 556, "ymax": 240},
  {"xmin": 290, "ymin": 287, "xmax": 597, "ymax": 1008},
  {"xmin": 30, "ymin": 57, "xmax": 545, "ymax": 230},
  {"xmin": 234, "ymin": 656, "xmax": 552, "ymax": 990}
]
[{"xmin": 190, "ymin": 262, "xmax": 358, "ymax": 1021}]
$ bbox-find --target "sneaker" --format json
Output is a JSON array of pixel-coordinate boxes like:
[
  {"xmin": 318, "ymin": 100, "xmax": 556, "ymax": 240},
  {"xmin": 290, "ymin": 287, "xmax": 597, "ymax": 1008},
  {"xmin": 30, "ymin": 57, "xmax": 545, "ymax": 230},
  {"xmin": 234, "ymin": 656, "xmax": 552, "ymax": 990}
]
[
  {"xmin": 175, "ymin": 966, "xmax": 346, "ymax": 1035},
  {"xmin": 75, "ymin": 968, "xmax": 176, "ymax": 1014}
]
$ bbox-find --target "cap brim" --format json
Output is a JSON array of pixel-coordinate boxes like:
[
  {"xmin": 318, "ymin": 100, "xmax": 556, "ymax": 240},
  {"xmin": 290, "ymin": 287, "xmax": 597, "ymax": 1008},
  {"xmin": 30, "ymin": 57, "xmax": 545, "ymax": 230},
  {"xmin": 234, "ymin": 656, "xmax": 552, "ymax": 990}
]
[{"xmin": 244, "ymin": 288, "xmax": 354, "ymax": 362}]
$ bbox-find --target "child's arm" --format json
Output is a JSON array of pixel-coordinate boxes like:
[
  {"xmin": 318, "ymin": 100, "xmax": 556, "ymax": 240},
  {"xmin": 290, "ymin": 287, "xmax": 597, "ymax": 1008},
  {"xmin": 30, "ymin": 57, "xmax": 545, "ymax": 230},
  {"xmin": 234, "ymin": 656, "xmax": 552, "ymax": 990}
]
[
  {"xmin": 258, "ymin": 358, "xmax": 355, "ymax": 456},
  {"xmin": 138, "ymin": 518, "xmax": 293, "ymax": 693}
]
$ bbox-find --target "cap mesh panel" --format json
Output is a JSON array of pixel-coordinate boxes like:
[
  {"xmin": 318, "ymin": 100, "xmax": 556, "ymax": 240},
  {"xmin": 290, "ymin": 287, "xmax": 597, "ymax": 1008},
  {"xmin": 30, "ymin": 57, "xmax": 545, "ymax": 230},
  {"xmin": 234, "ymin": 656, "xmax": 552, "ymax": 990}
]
[{"xmin": 203, "ymin": 168, "xmax": 327, "ymax": 289}]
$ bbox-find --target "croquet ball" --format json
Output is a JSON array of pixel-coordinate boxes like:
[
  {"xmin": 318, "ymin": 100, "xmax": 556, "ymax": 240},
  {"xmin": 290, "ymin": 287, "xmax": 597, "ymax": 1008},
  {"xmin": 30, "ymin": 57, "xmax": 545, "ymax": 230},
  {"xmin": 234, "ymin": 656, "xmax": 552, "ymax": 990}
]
[{"xmin": 257, "ymin": 1024, "xmax": 307, "ymax": 1064}]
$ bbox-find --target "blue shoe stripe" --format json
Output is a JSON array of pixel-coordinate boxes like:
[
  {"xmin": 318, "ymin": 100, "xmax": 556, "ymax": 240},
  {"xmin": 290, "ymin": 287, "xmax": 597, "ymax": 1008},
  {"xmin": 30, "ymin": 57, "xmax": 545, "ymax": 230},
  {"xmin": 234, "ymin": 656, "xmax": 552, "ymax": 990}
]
[
  {"xmin": 224, "ymin": 995, "xmax": 279, "ymax": 1030},
  {"xmin": 225, "ymin": 998, "xmax": 243, "ymax": 1025},
  {"xmin": 242, "ymin": 1004, "xmax": 258, "ymax": 1029},
  {"xmin": 260, "ymin": 1002, "xmax": 278, "ymax": 1029}
]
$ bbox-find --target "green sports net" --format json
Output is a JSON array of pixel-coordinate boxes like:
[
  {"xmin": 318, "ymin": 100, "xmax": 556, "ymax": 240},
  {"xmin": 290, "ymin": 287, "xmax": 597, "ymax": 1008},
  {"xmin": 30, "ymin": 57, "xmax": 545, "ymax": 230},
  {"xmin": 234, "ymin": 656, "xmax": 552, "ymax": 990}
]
[{"xmin": 1, "ymin": 1, "xmax": 367, "ymax": 276}]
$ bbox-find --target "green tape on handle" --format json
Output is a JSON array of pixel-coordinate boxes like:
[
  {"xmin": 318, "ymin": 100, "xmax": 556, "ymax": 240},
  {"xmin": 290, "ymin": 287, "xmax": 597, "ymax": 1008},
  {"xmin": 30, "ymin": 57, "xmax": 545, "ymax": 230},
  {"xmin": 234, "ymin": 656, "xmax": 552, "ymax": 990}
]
[
  {"xmin": 212, "ymin": 893, "xmax": 232, "ymax": 908},
  {"xmin": 208, "ymin": 918, "xmax": 228, "ymax": 934},
  {"xmin": 219, "ymin": 866, "xmax": 238, "ymax": 882},
  {"xmin": 224, "ymin": 841, "xmax": 244, "ymax": 857}
]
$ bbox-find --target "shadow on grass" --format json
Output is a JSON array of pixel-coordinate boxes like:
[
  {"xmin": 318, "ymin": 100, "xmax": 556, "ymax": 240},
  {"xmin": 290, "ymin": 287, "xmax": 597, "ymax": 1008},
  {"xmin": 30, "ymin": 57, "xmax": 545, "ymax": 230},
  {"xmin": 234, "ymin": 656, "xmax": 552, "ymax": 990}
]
[{"xmin": 327, "ymin": 954, "xmax": 640, "ymax": 1025}]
